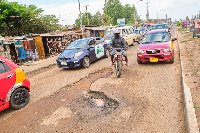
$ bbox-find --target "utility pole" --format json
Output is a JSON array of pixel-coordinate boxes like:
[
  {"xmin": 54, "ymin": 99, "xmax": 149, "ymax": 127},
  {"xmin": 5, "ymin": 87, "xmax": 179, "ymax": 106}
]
[
  {"xmin": 199, "ymin": 11, "xmax": 200, "ymax": 19},
  {"xmin": 105, "ymin": 0, "xmax": 108, "ymax": 25},
  {"xmin": 166, "ymin": 14, "xmax": 167, "ymax": 23},
  {"xmin": 78, "ymin": 0, "xmax": 83, "ymax": 38},
  {"xmin": 146, "ymin": 0, "xmax": 149, "ymax": 20},
  {"xmin": 84, "ymin": 5, "xmax": 89, "ymax": 25}
]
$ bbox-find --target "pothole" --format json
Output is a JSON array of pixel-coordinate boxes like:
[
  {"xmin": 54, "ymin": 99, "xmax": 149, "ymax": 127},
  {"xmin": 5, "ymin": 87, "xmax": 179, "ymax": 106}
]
[
  {"xmin": 85, "ymin": 91, "xmax": 119, "ymax": 111},
  {"xmin": 70, "ymin": 90, "xmax": 119, "ymax": 120}
]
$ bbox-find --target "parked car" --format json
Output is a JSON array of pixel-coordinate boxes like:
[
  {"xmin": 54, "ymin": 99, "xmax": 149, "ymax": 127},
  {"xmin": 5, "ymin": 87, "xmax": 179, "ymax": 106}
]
[
  {"xmin": 137, "ymin": 29, "xmax": 177, "ymax": 64},
  {"xmin": 0, "ymin": 56, "xmax": 30, "ymax": 112},
  {"xmin": 56, "ymin": 37, "xmax": 109, "ymax": 68}
]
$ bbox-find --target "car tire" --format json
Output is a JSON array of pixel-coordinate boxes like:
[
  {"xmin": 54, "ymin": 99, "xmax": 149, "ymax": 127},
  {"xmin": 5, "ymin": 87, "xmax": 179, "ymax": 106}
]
[
  {"xmin": 83, "ymin": 57, "xmax": 90, "ymax": 68},
  {"xmin": 105, "ymin": 49, "xmax": 110, "ymax": 58},
  {"xmin": 137, "ymin": 59, "xmax": 142, "ymax": 64},
  {"xmin": 10, "ymin": 87, "xmax": 30, "ymax": 109}
]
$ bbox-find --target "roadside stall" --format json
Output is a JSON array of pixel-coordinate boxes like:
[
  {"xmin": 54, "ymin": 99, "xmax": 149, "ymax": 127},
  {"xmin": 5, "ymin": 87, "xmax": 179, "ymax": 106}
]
[
  {"xmin": 15, "ymin": 40, "xmax": 27, "ymax": 64},
  {"xmin": 22, "ymin": 38, "xmax": 39, "ymax": 62}
]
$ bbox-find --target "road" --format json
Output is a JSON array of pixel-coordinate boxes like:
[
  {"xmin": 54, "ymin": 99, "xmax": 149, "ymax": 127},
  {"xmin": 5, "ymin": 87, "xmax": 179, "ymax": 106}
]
[{"xmin": 0, "ymin": 25, "xmax": 186, "ymax": 133}]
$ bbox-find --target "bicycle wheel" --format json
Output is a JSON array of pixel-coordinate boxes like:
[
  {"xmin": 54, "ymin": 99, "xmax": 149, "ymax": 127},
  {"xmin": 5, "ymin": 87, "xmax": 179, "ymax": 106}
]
[{"xmin": 116, "ymin": 60, "xmax": 122, "ymax": 78}]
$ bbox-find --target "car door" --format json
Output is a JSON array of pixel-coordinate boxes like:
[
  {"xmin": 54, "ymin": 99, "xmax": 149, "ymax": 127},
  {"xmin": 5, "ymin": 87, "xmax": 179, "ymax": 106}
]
[
  {"xmin": 0, "ymin": 61, "xmax": 16, "ymax": 108},
  {"xmin": 88, "ymin": 40, "xmax": 96, "ymax": 61},
  {"xmin": 95, "ymin": 38, "xmax": 104, "ymax": 58}
]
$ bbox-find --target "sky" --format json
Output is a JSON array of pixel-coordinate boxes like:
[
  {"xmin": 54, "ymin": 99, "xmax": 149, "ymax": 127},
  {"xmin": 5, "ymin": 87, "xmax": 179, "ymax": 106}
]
[{"xmin": 7, "ymin": 0, "xmax": 200, "ymax": 25}]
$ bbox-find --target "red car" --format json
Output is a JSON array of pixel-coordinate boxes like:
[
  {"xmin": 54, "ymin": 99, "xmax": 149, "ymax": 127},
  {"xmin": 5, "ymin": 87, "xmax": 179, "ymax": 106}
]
[
  {"xmin": 0, "ymin": 56, "xmax": 30, "ymax": 112},
  {"xmin": 137, "ymin": 29, "xmax": 177, "ymax": 64}
]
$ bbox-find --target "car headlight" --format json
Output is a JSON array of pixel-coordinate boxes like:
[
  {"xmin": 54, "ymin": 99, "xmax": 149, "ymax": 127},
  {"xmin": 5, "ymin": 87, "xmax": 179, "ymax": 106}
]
[
  {"xmin": 137, "ymin": 50, "xmax": 145, "ymax": 54},
  {"xmin": 163, "ymin": 48, "xmax": 171, "ymax": 52},
  {"xmin": 74, "ymin": 51, "xmax": 83, "ymax": 59}
]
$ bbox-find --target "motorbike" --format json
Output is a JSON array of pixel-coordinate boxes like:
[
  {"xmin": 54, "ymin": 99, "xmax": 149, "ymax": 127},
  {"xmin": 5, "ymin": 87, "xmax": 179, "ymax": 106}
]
[{"xmin": 112, "ymin": 48, "xmax": 126, "ymax": 78}]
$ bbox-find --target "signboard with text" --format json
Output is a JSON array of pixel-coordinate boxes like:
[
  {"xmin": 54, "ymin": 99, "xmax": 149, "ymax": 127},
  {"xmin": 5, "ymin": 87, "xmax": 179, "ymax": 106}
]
[
  {"xmin": 193, "ymin": 19, "xmax": 200, "ymax": 37},
  {"xmin": 117, "ymin": 18, "xmax": 125, "ymax": 26},
  {"xmin": 182, "ymin": 21, "xmax": 188, "ymax": 28}
]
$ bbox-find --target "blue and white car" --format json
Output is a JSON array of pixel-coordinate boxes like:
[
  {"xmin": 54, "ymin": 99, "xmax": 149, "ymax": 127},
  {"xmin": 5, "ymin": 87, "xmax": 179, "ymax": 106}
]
[{"xmin": 56, "ymin": 37, "xmax": 110, "ymax": 68}]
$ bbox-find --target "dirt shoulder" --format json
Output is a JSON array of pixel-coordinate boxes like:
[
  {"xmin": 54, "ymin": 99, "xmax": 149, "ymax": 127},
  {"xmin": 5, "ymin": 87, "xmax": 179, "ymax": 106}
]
[{"xmin": 178, "ymin": 27, "xmax": 200, "ymax": 129}]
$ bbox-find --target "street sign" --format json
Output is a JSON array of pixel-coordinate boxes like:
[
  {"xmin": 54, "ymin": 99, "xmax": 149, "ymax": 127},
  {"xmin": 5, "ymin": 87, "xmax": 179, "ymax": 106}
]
[
  {"xmin": 117, "ymin": 18, "xmax": 125, "ymax": 26},
  {"xmin": 193, "ymin": 19, "xmax": 200, "ymax": 37}
]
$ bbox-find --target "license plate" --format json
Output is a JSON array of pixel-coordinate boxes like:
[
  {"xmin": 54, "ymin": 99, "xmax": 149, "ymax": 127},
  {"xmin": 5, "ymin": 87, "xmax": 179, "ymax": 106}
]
[
  {"xmin": 61, "ymin": 62, "xmax": 67, "ymax": 65},
  {"xmin": 116, "ymin": 52, "xmax": 122, "ymax": 55},
  {"xmin": 150, "ymin": 58, "xmax": 158, "ymax": 62}
]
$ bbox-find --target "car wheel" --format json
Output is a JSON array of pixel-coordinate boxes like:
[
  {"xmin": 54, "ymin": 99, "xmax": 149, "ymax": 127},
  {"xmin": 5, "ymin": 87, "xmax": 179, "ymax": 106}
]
[
  {"xmin": 105, "ymin": 49, "xmax": 110, "ymax": 58},
  {"xmin": 10, "ymin": 87, "xmax": 30, "ymax": 109},
  {"xmin": 137, "ymin": 59, "xmax": 142, "ymax": 64},
  {"xmin": 83, "ymin": 57, "xmax": 90, "ymax": 68}
]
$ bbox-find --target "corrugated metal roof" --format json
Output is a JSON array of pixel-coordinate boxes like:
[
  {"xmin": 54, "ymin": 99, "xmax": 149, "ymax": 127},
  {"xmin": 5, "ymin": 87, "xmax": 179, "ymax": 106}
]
[{"xmin": 85, "ymin": 26, "xmax": 107, "ymax": 31}]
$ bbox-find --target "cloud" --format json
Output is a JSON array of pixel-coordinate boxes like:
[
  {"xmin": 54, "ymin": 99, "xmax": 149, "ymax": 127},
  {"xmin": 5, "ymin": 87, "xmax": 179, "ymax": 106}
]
[
  {"xmin": 6, "ymin": 0, "xmax": 200, "ymax": 25},
  {"xmin": 38, "ymin": 0, "xmax": 105, "ymax": 25}
]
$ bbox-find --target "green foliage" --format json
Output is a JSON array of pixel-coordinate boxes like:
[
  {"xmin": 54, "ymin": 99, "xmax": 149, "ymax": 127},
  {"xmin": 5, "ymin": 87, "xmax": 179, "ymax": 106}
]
[
  {"xmin": 194, "ymin": 104, "xmax": 200, "ymax": 109},
  {"xmin": 176, "ymin": 22, "xmax": 182, "ymax": 27},
  {"xmin": 0, "ymin": 1, "xmax": 60, "ymax": 36},
  {"xmin": 75, "ymin": 0, "xmax": 140, "ymax": 26},
  {"xmin": 103, "ymin": 0, "xmax": 138, "ymax": 26}
]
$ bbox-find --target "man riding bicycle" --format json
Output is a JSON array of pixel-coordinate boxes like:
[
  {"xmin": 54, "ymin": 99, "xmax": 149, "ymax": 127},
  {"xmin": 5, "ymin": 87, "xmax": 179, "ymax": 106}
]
[{"xmin": 110, "ymin": 29, "xmax": 129, "ymax": 66}]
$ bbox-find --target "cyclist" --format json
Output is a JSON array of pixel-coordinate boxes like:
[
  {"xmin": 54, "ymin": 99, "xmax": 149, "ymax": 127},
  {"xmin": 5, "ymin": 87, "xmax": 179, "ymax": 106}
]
[{"xmin": 110, "ymin": 29, "xmax": 129, "ymax": 66}]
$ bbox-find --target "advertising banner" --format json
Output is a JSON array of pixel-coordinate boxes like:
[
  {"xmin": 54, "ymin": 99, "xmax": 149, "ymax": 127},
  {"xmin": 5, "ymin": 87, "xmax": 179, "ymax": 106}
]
[
  {"xmin": 117, "ymin": 18, "xmax": 125, "ymax": 26},
  {"xmin": 182, "ymin": 21, "xmax": 188, "ymax": 28},
  {"xmin": 193, "ymin": 19, "xmax": 200, "ymax": 37},
  {"xmin": 189, "ymin": 19, "xmax": 195, "ymax": 32}
]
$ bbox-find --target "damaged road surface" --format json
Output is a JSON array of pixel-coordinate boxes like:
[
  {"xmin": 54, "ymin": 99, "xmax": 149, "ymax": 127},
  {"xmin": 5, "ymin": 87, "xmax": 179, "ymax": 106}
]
[{"xmin": 0, "ymin": 27, "xmax": 186, "ymax": 133}]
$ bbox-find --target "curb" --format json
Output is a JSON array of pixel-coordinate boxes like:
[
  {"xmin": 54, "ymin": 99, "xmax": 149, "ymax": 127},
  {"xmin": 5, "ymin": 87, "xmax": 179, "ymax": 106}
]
[
  {"xmin": 177, "ymin": 27, "xmax": 199, "ymax": 133},
  {"xmin": 25, "ymin": 62, "xmax": 57, "ymax": 75}
]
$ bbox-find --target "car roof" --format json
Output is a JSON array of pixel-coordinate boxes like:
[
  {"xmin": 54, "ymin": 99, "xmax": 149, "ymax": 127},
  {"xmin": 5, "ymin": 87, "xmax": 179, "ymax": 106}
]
[{"xmin": 146, "ymin": 29, "xmax": 168, "ymax": 34}]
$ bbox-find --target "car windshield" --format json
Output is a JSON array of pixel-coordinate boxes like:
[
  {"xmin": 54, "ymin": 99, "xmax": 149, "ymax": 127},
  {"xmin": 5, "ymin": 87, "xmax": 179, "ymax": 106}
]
[
  {"xmin": 142, "ymin": 32, "xmax": 170, "ymax": 44},
  {"xmin": 104, "ymin": 30, "xmax": 114, "ymax": 40},
  {"xmin": 153, "ymin": 24, "xmax": 168, "ymax": 30},
  {"xmin": 66, "ymin": 39, "xmax": 87, "ymax": 50}
]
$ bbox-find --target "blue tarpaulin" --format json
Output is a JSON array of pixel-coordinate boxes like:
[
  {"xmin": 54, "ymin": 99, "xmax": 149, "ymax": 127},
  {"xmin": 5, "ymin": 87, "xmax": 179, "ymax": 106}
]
[{"xmin": 15, "ymin": 41, "xmax": 27, "ymax": 60}]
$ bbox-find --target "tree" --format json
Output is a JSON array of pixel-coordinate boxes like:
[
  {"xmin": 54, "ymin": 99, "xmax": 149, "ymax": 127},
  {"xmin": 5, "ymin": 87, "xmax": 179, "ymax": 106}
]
[
  {"xmin": 75, "ymin": 13, "xmax": 92, "ymax": 27},
  {"xmin": 103, "ymin": 0, "xmax": 138, "ymax": 26},
  {"xmin": 104, "ymin": 0, "xmax": 123, "ymax": 25},
  {"xmin": 90, "ymin": 12, "xmax": 102, "ymax": 25},
  {"xmin": 0, "ymin": 1, "xmax": 60, "ymax": 36}
]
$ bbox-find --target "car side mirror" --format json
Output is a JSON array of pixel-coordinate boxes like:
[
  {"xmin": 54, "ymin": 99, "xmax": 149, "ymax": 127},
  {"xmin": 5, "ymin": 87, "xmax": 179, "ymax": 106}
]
[{"xmin": 172, "ymin": 38, "xmax": 177, "ymax": 41}]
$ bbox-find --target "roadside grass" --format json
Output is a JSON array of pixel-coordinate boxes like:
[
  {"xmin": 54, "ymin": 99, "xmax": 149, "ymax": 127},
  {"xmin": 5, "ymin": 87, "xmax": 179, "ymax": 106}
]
[
  {"xmin": 192, "ymin": 69, "xmax": 200, "ymax": 76},
  {"xmin": 194, "ymin": 104, "xmax": 200, "ymax": 109},
  {"xmin": 178, "ymin": 28, "xmax": 189, "ymax": 32},
  {"xmin": 188, "ymin": 59, "xmax": 193, "ymax": 62},
  {"xmin": 180, "ymin": 39, "xmax": 194, "ymax": 43}
]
